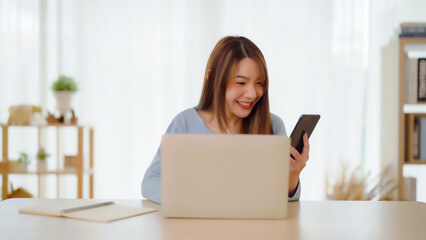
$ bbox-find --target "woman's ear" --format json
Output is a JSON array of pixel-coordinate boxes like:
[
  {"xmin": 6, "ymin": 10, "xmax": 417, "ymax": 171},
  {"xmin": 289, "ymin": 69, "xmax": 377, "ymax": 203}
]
[{"xmin": 206, "ymin": 69, "xmax": 211, "ymax": 79}]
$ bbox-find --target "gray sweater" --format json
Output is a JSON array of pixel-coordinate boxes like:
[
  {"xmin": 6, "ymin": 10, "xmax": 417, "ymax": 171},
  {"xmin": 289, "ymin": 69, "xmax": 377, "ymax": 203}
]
[{"xmin": 141, "ymin": 108, "xmax": 301, "ymax": 203}]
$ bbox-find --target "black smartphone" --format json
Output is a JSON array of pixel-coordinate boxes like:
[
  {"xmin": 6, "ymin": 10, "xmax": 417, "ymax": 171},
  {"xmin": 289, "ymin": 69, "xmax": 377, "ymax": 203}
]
[{"xmin": 290, "ymin": 114, "xmax": 320, "ymax": 154}]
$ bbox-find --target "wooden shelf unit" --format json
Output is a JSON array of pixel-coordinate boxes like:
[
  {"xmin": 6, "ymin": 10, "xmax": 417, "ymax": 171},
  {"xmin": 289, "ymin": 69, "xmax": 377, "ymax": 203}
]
[
  {"xmin": 0, "ymin": 124, "xmax": 94, "ymax": 199},
  {"xmin": 398, "ymin": 37, "xmax": 426, "ymax": 200}
]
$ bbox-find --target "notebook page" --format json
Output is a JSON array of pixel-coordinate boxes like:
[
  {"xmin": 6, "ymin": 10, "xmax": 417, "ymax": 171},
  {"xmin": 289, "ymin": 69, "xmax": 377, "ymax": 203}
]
[
  {"xmin": 62, "ymin": 204, "xmax": 157, "ymax": 222},
  {"xmin": 19, "ymin": 199, "xmax": 101, "ymax": 217}
]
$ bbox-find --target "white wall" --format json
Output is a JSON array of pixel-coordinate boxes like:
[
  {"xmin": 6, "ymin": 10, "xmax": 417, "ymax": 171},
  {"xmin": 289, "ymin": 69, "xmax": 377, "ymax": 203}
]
[{"xmin": 1, "ymin": 0, "xmax": 426, "ymax": 201}]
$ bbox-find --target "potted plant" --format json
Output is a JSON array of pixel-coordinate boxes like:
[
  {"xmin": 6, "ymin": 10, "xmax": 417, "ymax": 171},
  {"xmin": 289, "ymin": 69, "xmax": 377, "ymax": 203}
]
[
  {"xmin": 46, "ymin": 111, "xmax": 57, "ymax": 124},
  {"xmin": 70, "ymin": 109, "xmax": 78, "ymax": 124},
  {"xmin": 52, "ymin": 75, "xmax": 78, "ymax": 119},
  {"xmin": 36, "ymin": 147, "xmax": 50, "ymax": 171},
  {"xmin": 17, "ymin": 152, "xmax": 30, "ymax": 172}
]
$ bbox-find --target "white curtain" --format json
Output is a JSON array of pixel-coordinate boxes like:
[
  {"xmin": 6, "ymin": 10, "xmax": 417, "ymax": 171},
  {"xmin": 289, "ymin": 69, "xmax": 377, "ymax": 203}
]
[{"xmin": 1, "ymin": 0, "xmax": 426, "ymax": 200}]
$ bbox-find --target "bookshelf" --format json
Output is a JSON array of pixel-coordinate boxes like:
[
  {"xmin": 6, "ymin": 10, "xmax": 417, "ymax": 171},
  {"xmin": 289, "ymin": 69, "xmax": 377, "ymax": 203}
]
[
  {"xmin": 0, "ymin": 124, "xmax": 94, "ymax": 199},
  {"xmin": 398, "ymin": 37, "xmax": 426, "ymax": 200}
]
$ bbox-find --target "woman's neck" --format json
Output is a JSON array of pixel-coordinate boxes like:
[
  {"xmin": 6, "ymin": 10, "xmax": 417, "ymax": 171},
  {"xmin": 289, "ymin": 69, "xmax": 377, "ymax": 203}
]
[
  {"xmin": 225, "ymin": 114, "xmax": 243, "ymax": 134},
  {"xmin": 197, "ymin": 109, "xmax": 242, "ymax": 134}
]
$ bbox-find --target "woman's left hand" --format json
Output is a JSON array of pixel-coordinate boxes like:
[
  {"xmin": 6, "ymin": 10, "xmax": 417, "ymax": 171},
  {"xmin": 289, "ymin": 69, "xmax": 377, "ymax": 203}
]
[{"xmin": 288, "ymin": 133, "xmax": 309, "ymax": 195}]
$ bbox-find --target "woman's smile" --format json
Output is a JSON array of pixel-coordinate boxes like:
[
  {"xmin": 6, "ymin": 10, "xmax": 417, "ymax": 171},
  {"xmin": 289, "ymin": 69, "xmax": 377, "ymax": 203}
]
[{"xmin": 236, "ymin": 100, "xmax": 253, "ymax": 109}]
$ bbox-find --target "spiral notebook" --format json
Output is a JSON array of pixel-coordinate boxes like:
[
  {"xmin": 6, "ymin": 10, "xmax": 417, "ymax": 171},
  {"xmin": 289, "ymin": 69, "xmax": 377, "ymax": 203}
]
[{"xmin": 19, "ymin": 200, "xmax": 158, "ymax": 222}]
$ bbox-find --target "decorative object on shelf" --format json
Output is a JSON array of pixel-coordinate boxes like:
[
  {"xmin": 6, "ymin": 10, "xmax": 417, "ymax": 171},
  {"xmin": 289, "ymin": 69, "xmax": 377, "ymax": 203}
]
[
  {"xmin": 52, "ymin": 75, "xmax": 78, "ymax": 118},
  {"xmin": 36, "ymin": 147, "xmax": 50, "ymax": 171},
  {"xmin": 403, "ymin": 177, "xmax": 417, "ymax": 201},
  {"xmin": 16, "ymin": 152, "xmax": 30, "ymax": 171},
  {"xmin": 70, "ymin": 109, "xmax": 78, "ymax": 124},
  {"xmin": 325, "ymin": 163, "xmax": 397, "ymax": 201},
  {"xmin": 46, "ymin": 111, "xmax": 58, "ymax": 124},
  {"xmin": 8, "ymin": 105, "xmax": 42, "ymax": 125},
  {"xmin": 64, "ymin": 155, "xmax": 77, "ymax": 169},
  {"xmin": 58, "ymin": 115, "xmax": 65, "ymax": 123},
  {"xmin": 7, "ymin": 184, "xmax": 33, "ymax": 199},
  {"xmin": 30, "ymin": 112, "xmax": 47, "ymax": 125}
]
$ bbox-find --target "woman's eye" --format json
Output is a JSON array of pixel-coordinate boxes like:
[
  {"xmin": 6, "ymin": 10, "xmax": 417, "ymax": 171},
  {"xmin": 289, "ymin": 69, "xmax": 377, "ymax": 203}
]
[
  {"xmin": 237, "ymin": 82, "xmax": 245, "ymax": 85},
  {"xmin": 257, "ymin": 81, "xmax": 264, "ymax": 85}
]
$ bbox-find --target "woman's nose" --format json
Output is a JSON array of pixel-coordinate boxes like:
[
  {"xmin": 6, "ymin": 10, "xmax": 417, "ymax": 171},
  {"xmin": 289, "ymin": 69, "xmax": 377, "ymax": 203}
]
[{"xmin": 244, "ymin": 84, "xmax": 257, "ymax": 99}]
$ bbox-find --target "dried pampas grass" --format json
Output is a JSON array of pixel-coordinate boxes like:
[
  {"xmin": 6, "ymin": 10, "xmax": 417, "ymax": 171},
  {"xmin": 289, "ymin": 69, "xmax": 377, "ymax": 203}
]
[{"xmin": 326, "ymin": 163, "xmax": 397, "ymax": 201}]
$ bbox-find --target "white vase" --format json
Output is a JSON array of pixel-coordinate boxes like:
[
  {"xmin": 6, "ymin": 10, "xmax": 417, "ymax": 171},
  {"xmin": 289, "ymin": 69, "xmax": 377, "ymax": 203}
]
[
  {"xmin": 37, "ymin": 161, "xmax": 48, "ymax": 172},
  {"xmin": 17, "ymin": 162, "xmax": 28, "ymax": 172},
  {"xmin": 54, "ymin": 91, "xmax": 75, "ymax": 117}
]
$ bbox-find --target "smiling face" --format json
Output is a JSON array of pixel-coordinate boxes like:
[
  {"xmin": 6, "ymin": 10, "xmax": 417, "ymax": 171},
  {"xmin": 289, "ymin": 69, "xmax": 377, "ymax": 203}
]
[
  {"xmin": 197, "ymin": 36, "xmax": 272, "ymax": 134},
  {"xmin": 225, "ymin": 58, "xmax": 265, "ymax": 121}
]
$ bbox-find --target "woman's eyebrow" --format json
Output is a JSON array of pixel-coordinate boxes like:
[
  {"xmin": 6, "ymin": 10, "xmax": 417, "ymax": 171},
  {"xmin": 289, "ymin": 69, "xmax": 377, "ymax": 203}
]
[
  {"xmin": 235, "ymin": 75, "xmax": 262, "ymax": 80},
  {"xmin": 235, "ymin": 75, "xmax": 249, "ymax": 80}
]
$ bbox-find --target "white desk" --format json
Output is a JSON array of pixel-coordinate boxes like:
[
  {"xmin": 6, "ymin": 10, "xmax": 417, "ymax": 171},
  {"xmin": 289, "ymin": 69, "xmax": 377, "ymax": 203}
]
[{"xmin": 0, "ymin": 199, "xmax": 425, "ymax": 240}]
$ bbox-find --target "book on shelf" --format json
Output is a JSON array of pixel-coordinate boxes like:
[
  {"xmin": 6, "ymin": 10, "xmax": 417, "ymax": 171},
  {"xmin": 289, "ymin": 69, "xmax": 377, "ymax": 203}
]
[
  {"xmin": 405, "ymin": 56, "xmax": 418, "ymax": 103},
  {"xmin": 420, "ymin": 59, "xmax": 426, "ymax": 101},
  {"xmin": 410, "ymin": 115, "xmax": 426, "ymax": 161},
  {"xmin": 413, "ymin": 117, "xmax": 419, "ymax": 159},
  {"xmin": 401, "ymin": 22, "xmax": 426, "ymax": 27},
  {"xmin": 419, "ymin": 117, "xmax": 426, "ymax": 160},
  {"xmin": 19, "ymin": 200, "xmax": 158, "ymax": 222},
  {"xmin": 405, "ymin": 57, "xmax": 426, "ymax": 103},
  {"xmin": 400, "ymin": 22, "xmax": 426, "ymax": 37}
]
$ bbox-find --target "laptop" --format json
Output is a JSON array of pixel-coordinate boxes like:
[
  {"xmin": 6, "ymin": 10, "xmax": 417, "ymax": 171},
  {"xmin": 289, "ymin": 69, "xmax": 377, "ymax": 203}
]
[{"xmin": 161, "ymin": 134, "xmax": 290, "ymax": 219}]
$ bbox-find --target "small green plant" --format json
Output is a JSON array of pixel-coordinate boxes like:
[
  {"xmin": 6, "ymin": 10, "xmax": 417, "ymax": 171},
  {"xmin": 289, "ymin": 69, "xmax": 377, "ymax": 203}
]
[
  {"xmin": 51, "ymin": 75, "xmax": 78, "ymax": 91},
  {"xmin": 36, "ymin": 147, "xmax": 50, "ymax": 162},
  {"xmin": 18, "ymin": 152, "xmax": 30, "ymax": 164},
  {"xmin": 71, "ymin": 109, "xmax": 76, "ymax": 118}
]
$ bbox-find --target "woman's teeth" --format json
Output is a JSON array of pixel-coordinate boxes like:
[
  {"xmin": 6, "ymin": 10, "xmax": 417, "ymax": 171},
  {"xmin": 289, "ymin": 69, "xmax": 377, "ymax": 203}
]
[{"xmin": 238, "ymin": 101, "xmax": 250, "ymax": 106}]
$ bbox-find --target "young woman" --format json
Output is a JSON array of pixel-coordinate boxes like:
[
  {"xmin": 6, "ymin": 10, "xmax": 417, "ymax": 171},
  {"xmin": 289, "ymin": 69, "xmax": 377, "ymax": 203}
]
[{"xmin": 142, "ymin": 36, "xmax": 309, "ymax": 204}]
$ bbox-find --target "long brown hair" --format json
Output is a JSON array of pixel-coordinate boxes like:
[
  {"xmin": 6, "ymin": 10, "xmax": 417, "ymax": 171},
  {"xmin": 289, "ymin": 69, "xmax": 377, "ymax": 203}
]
[{"xmin": 196, "ymin": 36, "xmax": 272, "ymax": 134}]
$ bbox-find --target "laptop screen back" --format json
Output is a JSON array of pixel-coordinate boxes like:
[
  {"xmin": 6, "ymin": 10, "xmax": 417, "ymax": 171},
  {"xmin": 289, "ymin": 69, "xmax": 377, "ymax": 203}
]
[{"xmin": 161, "ymin": 134, "xmax": 290, "ymax": 219}]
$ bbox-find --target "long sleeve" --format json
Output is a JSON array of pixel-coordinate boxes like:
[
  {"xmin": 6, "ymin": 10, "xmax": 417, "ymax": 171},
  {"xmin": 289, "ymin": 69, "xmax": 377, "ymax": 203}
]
[
  {"xmin": 141, "ymin": 114, "xmax": 187, "ymax": 204},
  {"xmin": 141, "ymin": 109, "xmax": 209, "ymax": 204},
  {"xmin": 141, "ymin": 147, "xmax": 162, "ymax": 203},
  {"xmin": 288, "ymin": 181, "xmax": 301, "ymax": 202}
]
